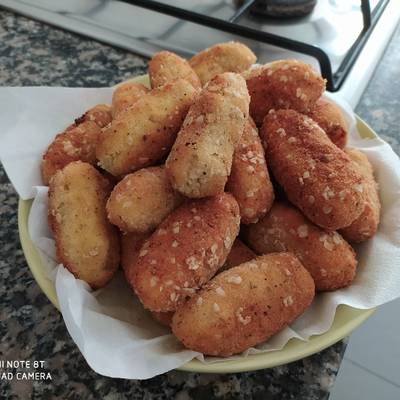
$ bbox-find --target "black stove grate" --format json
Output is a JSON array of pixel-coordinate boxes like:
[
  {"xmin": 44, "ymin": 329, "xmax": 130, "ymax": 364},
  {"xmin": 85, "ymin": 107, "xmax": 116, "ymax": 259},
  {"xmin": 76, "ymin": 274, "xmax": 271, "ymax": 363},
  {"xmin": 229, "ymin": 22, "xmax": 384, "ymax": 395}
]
[{"xmin": 120, "ymin": 0, "xmax": 390, "ymax": 92}]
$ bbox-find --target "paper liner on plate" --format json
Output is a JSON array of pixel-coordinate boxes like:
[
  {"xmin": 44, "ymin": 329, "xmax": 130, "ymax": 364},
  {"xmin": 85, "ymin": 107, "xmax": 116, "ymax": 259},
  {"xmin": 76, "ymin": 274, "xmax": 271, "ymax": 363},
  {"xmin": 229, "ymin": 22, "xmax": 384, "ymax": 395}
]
[{"xmin": 1, "ymin": 86, "xmax": 400, "ymax": 379}]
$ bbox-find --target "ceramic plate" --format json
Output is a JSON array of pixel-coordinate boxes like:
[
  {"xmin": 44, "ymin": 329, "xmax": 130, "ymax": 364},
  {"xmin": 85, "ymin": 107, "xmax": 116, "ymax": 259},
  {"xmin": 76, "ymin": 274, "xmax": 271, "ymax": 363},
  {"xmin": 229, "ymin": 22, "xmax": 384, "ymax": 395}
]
[{"xmin": 18, "ymin": 75, "xmax": 376, "ymax": 373}]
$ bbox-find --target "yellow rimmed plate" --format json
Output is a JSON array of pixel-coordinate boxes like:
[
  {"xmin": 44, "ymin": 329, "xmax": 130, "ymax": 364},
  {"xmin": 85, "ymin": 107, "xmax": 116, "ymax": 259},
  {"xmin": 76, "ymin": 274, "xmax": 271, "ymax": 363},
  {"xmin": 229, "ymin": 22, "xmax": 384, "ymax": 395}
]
[{"xmin": 18, "ymin": 75, "xmax": 376, "ymax": 373}]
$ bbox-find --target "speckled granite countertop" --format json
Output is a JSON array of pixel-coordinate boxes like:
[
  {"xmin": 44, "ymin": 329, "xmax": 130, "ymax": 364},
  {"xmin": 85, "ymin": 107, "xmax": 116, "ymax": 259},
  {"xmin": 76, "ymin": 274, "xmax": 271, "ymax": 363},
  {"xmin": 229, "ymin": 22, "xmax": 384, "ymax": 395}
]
[{"xmin": 0, "ymin": 9, "xmax": 399, "ymax": 400}]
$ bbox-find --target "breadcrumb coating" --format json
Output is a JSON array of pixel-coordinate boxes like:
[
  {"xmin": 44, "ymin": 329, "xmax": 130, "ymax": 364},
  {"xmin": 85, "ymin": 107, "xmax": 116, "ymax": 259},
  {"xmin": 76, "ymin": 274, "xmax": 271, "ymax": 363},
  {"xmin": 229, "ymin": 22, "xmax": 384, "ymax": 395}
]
[
  {"xmin": 97, "ymin": 79, "xmax": 197, "ymax": 176},
  {"xmin": 149, "ymin": 51, "xmax": 201, "ymax": 89},
  {"xmin": 172, "ymin": 253, "xmax": 315, "ymax": 356},
  {"xmin": 340, "ymin": 148, "xmax": 381, "ymax": 242},
  {"xmin": 261, "ymin": 109, "xmax": 365, "ymax": 230},
  {"xmin": 244, "ymin": 60, "xmax": 325, "ymax": 125},
  {"xmin": 107, "ymin": 166, "xmax": 183, "ymax": 233},
  {"xmin": 129, "ymin": 193, "xmax": 240, "ymax": 312},
  {"xmin": 226, "ymin": 117, "xmax": 274, "ymax": 224},
  {"xmin": 190, "ymin": 41, "xmax": 256, "ymax": 85},
  {"xmin": 243, "ymin": 202, "xmax": 357, "ymax": 291},
  {"xmin": 166, "ymin": 72, "xmax": 250, "ymax": 198},
  {"xmin": 48, "ymin": 162, "xmax": 120, "ymax": 289}
]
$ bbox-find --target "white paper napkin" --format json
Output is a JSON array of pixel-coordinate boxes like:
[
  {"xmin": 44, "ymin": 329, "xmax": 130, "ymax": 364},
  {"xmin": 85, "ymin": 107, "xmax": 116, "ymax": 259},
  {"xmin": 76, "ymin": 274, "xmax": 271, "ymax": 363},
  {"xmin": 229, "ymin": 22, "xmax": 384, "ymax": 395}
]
[{"xmin": 1, "ymin": 86, "xmax": 400, "ymax": 379}]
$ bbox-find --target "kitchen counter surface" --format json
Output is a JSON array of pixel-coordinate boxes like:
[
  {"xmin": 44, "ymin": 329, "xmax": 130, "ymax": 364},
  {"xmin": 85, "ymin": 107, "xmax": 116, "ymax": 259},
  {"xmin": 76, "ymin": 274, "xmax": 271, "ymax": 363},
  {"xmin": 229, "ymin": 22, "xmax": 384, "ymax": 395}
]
[{"xmin": 0, "ymin": 9, "xmax": 399, "ymax": 400}]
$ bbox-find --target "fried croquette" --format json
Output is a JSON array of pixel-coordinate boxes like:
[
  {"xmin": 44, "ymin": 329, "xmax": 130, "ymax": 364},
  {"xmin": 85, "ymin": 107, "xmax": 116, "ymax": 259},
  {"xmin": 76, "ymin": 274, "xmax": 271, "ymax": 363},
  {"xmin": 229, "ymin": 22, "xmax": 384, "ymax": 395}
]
[
  {"xmin": 166, "ymin": 72, "xmax": 250, "ymax": 198},
  {"xmin": 120, "ymin": 232, "xmax": 173, "ymax": 327},
  {"xmin": 307, "ymin": 98, "xmax": 348, "ymax": 148},
  {"xmin": 171, "ymin": 253, "xmax": 315, "ymax": 356},
  {"xmin": 41, "ymin": 104, "xmax": 113, "ymax": 185},
  {"xmin": 41, "ymin": 120, "xmax": 102, "ymax": 185},
  {"xmin": 340, "ymin": 148, "xmax": 381, "ymax": 242},
  {"xmin": 189, "ymin": 41, "xmax": 256, "ymax": 86},
  {"xmin": 244, "ymin": 60, "xmax": 326, "ymax": 125},
  {"xmin": 226, "ymin": 117, "xmax": 274, "ymax": 223},
  {"xmin": 96, "ymin": 79, "xmax": 197, "ymax": 176},
  {"xmin": 112, "ymin": 82, "xmax": 149, "ymax": 119},
  {"xmin": 48, "ymin": 162, "xmax": 120, "ymax": 289},
  {"xmin": 243, "ymin": 202, "xmax": 357, "ymax": 291},
  {"xmin": 106, "ymin": 166, "xmax": 184, "ymax": 233},
  {"xmin": 78, "ymin": 104, "xmax": 112, "ymax": 128},
  {"xmin": 128, "ymin": 193, "xmax": 240, "ymax": 312},
  {"xmin": 149, "ymin": 51, "xmax": 201, "ymax": 89},
  {"xmin": 261, "ymin": 109, "xmax": 365, "ymax": 230}
]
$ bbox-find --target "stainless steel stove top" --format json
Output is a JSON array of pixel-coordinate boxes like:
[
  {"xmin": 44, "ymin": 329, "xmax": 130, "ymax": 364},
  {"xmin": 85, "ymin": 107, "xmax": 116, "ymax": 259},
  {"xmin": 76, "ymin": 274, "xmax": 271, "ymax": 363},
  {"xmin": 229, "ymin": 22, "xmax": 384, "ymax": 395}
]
[
  {"xmin": 0, "ymin": 1, "xmax": 381, "ymax": 65},
  {"xmin": 1, "ymin": 0, "xmax": 399, "ymax": 106}
]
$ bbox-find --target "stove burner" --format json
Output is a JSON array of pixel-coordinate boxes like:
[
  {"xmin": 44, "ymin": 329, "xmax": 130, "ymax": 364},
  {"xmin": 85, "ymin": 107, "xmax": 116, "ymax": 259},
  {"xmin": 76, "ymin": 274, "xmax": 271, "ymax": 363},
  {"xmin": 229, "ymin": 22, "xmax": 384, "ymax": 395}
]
[{"xmin": 242, "ymin": 0, "xmax": 318, "ymax": 19}]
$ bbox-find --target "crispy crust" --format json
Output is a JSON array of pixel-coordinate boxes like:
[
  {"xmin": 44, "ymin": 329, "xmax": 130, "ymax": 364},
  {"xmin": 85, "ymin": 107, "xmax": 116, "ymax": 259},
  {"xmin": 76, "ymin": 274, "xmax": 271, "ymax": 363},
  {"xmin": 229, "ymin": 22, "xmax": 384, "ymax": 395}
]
[
  {"xmin": 121, "ymin": 234, "xmax": 255, "ymax": 326},
  {"xmin": 171, "ymin": 253, "xmax": 315, "ymax": 356},
  {"xmin": 307, "ymin": 98, "xmax": 348, "ymax": 148},
  {"xmin": 48, "ymin": 162, "xmax": 120, "ymax": 289},
  {"xmin": 243, "ymin": 202, "xmax": 357, "ymax": 291},
  {"xmin": 120, "ymin": 232, "xmax": 173, "ymax": 327},
  {"xmin": 96, "ymin": 79, "xmax": 197, "ymax": 176},
  {"xmin": 340, "ymin": 148, "xmax": 381, "ymax": 242},
  {"xmin": 149, "ymin": 51, "xmax": 201, "ymax": 89},
  {"xmin": 106, "ymin": 166, "xmax": 183, "ymax": 233},
  {"xmin": 166, "ymin": 73, "xmax": 250, "ymax": 198},
  {"xmin": 112, "ymin": 82, "xmax": 149, "ymax": 119},
  {"xmin": 261, "ymin": 109, "xmax": 365, "ymax": 230},
  {"xmin": 128, "ymin": 193, "xmax": 240, "ymax": 312},
  {"xmin": 226, "ymin": 118, "xmax": 274, "ymax": 223},
  {"xmin": 41, "ymin": 120, "xmax": 101, "ymax": 185},
  {"xmin": 189, "ymin": 41, "xmax": 256, "ymax": 86},
  {"xmin": 41, "ymin": 104, "xmax": 112, "ymax": 185},
  {"xmin": 244, "ymin": 60, "xmax": 325, "ymax": 125},
  {"xmin": 79, "ymin": 104, "xmax": 112, "ymax": 128}
]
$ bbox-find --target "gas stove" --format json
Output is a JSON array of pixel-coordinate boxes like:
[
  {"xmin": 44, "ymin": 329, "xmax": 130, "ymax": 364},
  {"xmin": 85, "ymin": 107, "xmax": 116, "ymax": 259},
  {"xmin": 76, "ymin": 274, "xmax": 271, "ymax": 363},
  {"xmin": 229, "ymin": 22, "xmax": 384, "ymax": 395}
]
[{"xmin": 1, "ymin": 0, "xmax": 399, "ymax": 107}]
